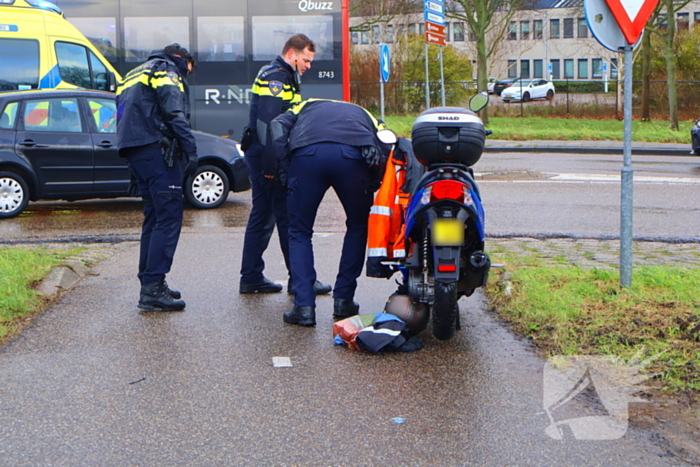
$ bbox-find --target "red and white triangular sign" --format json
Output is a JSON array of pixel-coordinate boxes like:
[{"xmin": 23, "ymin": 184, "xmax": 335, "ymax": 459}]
[{"xmin": 603, "ymin": 0, "xmax": 660, "ymax": 44}]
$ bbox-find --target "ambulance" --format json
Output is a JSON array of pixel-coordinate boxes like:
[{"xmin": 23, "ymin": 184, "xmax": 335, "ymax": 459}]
[{"xmin": 0, "ymin": 0, "xmax": 121, "ymax": 93}]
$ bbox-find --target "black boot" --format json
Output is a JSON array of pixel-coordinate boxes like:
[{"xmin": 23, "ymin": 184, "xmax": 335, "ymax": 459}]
[
  {"xmin": 139, "ymin": 280, "xmax": 186, "ymax": 311},
  {"xmin": 287, "ymin": 278, "xmax": 333, "ymax": 295},
  {"xmin": 239, "ymin": 277, "xmax": 283, "ymax": 294},
  {"xmin": 163, "ymin": 279, "xmax": 181, "ymax": 299},
  {"xmin": 283, "ymin": 306, "xmax": 316, "ymax": 326},
  {"xmin": 333, "ymin": 298, "xmax": 360, "ymax": 319}
]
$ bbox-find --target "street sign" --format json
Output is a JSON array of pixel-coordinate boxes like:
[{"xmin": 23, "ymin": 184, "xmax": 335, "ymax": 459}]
[
  {"xmin": 424, "ymin": 0, "xmax": 444, "ymax": 14},
  {"xmin": 602, "ymin": 62, "xmax": 608, "ymax": 73},
  {"xmin": 425, "ymin": 21, "xmax": 445, "ymax": 35},
  {"xmin": 379, "ymin": 43, "xmax": 390, "ymax": 82},
  {"xmin": 585, "ymin": 0, "xmax": 643, "ymax": 52},
  {"xmin": 424, "ymin": 10, "xmax": 445, "ymax": 25},
  {"xmin": 425, "ymin": 31, "xmax": 446, "ymax": 46},
  {"xmin": 602, "ymin": 0, "xmax": 659, "ymax": 44}
]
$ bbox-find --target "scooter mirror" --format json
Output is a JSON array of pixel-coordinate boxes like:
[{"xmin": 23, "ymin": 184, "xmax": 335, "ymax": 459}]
[
  {"xmin": 377, "ymin": 129, "xmax": 398, "ymax": 145},
  {"xmin": 469, "ymin": 92, "xmax": 489, "ymax": 113}
]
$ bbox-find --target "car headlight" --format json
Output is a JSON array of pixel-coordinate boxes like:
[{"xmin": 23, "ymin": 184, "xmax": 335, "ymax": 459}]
[{"xmin": 695, "ymin": 119, "xmax": 700, "ymax": 129}]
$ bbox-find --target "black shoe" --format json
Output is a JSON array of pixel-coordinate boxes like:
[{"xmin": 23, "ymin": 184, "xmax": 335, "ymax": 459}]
[
  {"xmin": 287, "ymin": 278, "xmax": 333, "ymax": 295},
  {"xmin": 138, "ymin": 280, "xmax": 186, "ymax": 311},
  {"xmin": 239, "ymin": 277, "xmax": 283, "ymax": 294},
  {"xmin": 333, "ymin": 298, "xmax": 360, "ymax": 319},
  {"xmin": 283, "ymin": 306, "xmax": 316, "ymax": 326},
  {"xmin": 163, "ymin": 279, "xmax": 181, "ymax": 299}
]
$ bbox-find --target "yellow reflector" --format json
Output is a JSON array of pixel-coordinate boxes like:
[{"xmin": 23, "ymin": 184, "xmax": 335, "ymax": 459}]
[{"xmin": 431, "ymin": 219, "xmax": 464, "ymax": 246}]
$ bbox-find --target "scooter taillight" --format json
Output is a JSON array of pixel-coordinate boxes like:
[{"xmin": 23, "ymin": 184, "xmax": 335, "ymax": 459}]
[{"xmin": 429, "ymin": 180, "xmax": 464, "ymax": 201}]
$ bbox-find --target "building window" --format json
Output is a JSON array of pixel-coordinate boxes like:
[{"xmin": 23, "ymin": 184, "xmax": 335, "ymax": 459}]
[
  {"xmin": 534, "ymin": 19, "xmax": 543, "ymax": 39},
  {"xmin": 564, "ymin": 59, "xmax": 574, "ymax": 79},
  {"xmin": 592, "ymin": 58, "xmax": 602, "ymax": 78},
  {"xmin": 521, "ymin": 59, "xmax": 530, "ymax": 78},
  {"xmin": 453, "ymin": 22, "xmax": 465, "ymax": 41},
  {"xmin": 419, "ymin": 23, "xmax": 425, "ymax": 34},
  {"xmin": 521, "ymin": 20, "xmax": 530, "ymax": 40},
  {"xmin": 397, "ymin": 24, "xmax": 405, "ymax": 36},
  {"xmin": 386, "ymin": 24, "xmax": 394, "ymax": 43},
  {"xmin": 658, "ymin": 14, "xmax": 668, "ymax": 30},
  {"xmin": 578, "ymin": 58, "xmax": 588, "ymax": 79},
  {"xmin": 534, "ymin": 59, "xmax": 543, "ymax": 78},
  {"xmin": 445, "ymin": 23, "xmax": 450, "ymax": 41},
  {"xmin": 578, "ymin": 18, "xmax": 588, "ymax": 37},
  {"xmin": 408, "ymin": 23, "xmax": 416, "ymax": 35},
  {"xmin": 677, "ymin": 12, "xmax": 690, "ymax": 30},
  {"xmin": 372, "ymin": 24, "xmax": 380, "ymax": 43},
  {"xmin": 361, "ymin": 29, "xmax": 369, "ymax": 44},
  {"xmin": 507, "ymin": 60, "xmax": 517, "ymax": 78},
  {"xmin": 695, "ymin": 12, "xmax": 700, "ymax": 24},
  {"xmin": 351, "ymin": 31, "xmax": 358, "ymax": 44},
  {"xmin": 610, "ymin": 58, "xmax": 618, "ymax": 79},
  {"xmin": 564, "ymin": 18, "xmax": 574, "ymax": 38},
  {"xmin": 508, "ymin": 21, "xmax": 517, "ymax": 40},
  {"xmin": 550, "ymin": 59, "xmax": 560, "ymax": 79},
  {"xmin": 550, "ymin": 19, "xmax": 560, "ymax": 38}
]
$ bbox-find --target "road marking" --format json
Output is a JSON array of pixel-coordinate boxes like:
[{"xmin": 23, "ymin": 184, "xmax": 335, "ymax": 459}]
[
  {"xmin": 480, "ymin": 173, "xmax": 700, "ymax": 184},
  {"xmin": 272, "ymin": 357, "xmax": 292, "ymax": 368}
]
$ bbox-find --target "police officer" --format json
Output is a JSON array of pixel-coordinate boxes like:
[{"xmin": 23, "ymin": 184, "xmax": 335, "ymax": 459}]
[
  {"xmin": 239, "ymin": 33, "xmax": 331, "ymax": 296},
  {"xmin": 270, "ymin": 99, "xmax": 389, "ymax": 326},
  {"xmin": 117, "ymin": 43, "xmax": 198, "ymax": 311}
]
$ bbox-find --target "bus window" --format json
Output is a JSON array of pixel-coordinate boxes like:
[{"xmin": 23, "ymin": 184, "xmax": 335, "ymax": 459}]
[
  {"xmin": 123, "ymin": 17, "xmax": 189, "ymax": 62},
  {"xmin": 69, "ymin": 17, "xmax": 118, "ymax": 61},
  {"xmin": 0, "ymin": 39, "xmax": 39, "ymax": 91},
  {"xmin": 196, "ymin": 16, "xmax": 244, "ymax": 62},
  {"xmin": 55, "ymin": 42, "xmax": 92, "ymax": 88},
  {"xmin": 251, "ymin": 16, "xmax": 333, "ymax": 61}
]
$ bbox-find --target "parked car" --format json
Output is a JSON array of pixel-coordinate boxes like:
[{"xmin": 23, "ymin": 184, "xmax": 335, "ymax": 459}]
[
  {"xmin": 487, "ymin": 77, "xmax": 497, "ymax": 94},
  {"xmin": 691, "ymin": 119, "xmax": 700, "ymax": 154},
  {"xmin": 493, "ymin": 78, "xmax": 519, "ymax": 96},
  {"xmin": 0, "ymin": 89, "xmax": 250, "ymax": 218},
  {"xmin": 501, "ymin": 79, "xmax": 555, "ymax": 102}
]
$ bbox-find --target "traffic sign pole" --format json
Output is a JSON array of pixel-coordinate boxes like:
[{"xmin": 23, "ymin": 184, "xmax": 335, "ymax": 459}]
[
  {"xmin": 620, "ymin": 46, "xmax": 634, "ymax": 287},
  {"xmin": 439, "ymin": 48, "xmax": 445, "ymax": 106},
  {"xmin": 380, "ymin": 63, "xmax": 385, "ymax": 121},
  {"xmin": 424, "ymin": 42, "xmax": 430, "ymax": 109}
]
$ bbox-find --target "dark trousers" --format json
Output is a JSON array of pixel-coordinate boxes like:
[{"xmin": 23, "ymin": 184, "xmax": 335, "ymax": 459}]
[
  {"xmin": 240, "ymin": 143, "xmax": 291, "ymax": 284},
  {"xmin": 125, "ymin": 143, "xmax": 184, "ymax": 286},
  {"xmin": 287, "ymin": 143, "xmax": 373, "ymax": 307}
]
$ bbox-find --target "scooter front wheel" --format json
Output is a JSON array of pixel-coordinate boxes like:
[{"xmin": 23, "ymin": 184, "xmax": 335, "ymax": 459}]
[{"xmin": 432, "ymin": 281, "xmax": 458, "ymax": 340}]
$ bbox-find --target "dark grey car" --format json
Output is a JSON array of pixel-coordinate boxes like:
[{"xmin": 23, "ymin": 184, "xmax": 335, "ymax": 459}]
[{"xmin": 0, "ymin": 89, "xmax": 250, "ymax": 218}]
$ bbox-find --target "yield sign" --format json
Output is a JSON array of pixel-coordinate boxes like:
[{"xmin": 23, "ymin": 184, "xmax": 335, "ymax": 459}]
[{"xmin": 603, "ymin": 0, "xmax": 660, "ymax": 44}]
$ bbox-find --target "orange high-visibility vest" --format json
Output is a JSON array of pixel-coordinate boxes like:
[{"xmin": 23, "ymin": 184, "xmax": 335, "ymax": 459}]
[{"xmin": 366, "ymin": 149, "xmax": 408, "ymax": 278}]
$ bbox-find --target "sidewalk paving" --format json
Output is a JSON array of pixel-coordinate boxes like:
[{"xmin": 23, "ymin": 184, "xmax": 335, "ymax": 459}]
[{"xmin": 485, "ymin": 139, "xmax": 693, "ymax": 156}]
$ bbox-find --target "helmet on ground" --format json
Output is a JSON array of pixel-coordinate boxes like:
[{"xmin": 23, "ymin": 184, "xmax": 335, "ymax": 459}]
[{"xmin": 383, "ymin": 293, "xmax": 429, "ymax": 336}]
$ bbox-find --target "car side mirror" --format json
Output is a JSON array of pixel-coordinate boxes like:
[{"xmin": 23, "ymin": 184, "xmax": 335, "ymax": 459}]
[
  {"xmin": 106, "ymin": 72, "xmax": 117, "ymax": 92},
  {"xmin": 377, "ymin": 129, "xmax": 397, "ymax": 145}
]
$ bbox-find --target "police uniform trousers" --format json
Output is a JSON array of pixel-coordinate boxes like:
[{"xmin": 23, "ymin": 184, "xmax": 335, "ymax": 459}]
[
  {"xmin": 124, "ymin": 142, "xmax": 184, "ymax": 286},
  {"xmin": 240, "ymin": 142, "xmax": 291, "ymax": 285},
  {"xmin": 287, "ymin": 142, "xmax": 373, "ymax": 307}
]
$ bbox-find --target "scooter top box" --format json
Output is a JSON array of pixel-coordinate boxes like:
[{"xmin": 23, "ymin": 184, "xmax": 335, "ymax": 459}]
[{"xmin": 411, "ymin": 107, "xmax": 486, "ymax": 167}]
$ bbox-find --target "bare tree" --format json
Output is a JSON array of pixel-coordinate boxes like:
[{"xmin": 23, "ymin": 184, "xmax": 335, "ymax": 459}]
[
  {"xmin": 349, "ymin": 0, "xmax": 421, "ymax": 35},
  {"xmin": 445, "ymin": 0, "xmax": 530, "ymax": 123}
]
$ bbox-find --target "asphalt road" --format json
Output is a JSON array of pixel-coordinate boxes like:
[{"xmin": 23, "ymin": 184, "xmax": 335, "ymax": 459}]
[{"xmin": 0, "ymin": 151, "xmax": 698, "ymax": 465}]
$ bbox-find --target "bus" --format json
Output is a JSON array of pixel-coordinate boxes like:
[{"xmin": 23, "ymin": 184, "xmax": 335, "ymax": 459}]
[{"xmin": 52, "ymin": 0, "xmax": 350, "ymax": 138}]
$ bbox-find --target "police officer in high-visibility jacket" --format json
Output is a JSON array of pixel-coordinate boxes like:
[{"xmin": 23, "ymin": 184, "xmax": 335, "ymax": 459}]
[
  {"xmin": 270, "ymin": 99, "xmax": 390, "ymax": 327},
  {"xmin": 117, "ymin": 43, "xmax": 198, "ymax": 312},
  {"xmin": 239, "ymin": 34, "xmax": 331, "ymax": 296}
]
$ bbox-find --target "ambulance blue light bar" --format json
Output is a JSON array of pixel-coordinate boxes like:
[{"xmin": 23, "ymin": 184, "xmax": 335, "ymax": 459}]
[{"xmin": 26, "ymin": 0, "xmax": 63, "ymax": 15}]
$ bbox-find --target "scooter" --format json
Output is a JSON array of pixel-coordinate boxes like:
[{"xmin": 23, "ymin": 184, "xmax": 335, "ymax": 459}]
[{"xmin": 386, "ymin": 93, "xmax": 491, "ymax": 340}]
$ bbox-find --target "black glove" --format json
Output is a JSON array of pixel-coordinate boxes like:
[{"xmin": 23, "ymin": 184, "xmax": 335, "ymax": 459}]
[
  {"xmin": 362, "ymin": 145, "xmax": 381, "ymax": 167},
  {"xmin": 184, "ymin": 154, "xmax": 198, "ymax": 178}
]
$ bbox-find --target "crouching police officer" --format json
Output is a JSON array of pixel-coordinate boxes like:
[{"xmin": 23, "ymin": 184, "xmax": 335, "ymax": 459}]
[
  {"xmin": 117, "ymin": 43, "xmax": 198, "ymax": 311},
  {"xmin": 239, "ymin": 34, "xmax": 331, "ymax": 296},
  {"xmin": 270, "ymin": 99, "xmax": 390, "ymax": 326}
]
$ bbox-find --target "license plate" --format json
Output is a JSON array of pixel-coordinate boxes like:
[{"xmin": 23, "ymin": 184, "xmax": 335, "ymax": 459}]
[{"xmin": 432, "ymin": 219, "xmax": 464, "ymax": 246}]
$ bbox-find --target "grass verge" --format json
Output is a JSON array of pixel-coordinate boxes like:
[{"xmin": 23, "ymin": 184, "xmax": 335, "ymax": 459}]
[
  {"xmin": 385, "ymin": 115, "xmax": 694, "ymax": 143},
  {"xmin": 485, "ymin": 254, "xmax": 700, "ymax": 396},
  {"xmin": 0, "ymin": 247, "xmax": 82, "ymax": 343}
]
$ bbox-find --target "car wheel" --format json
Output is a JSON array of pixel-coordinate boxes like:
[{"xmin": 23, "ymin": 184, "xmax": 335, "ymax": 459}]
[
  {"xmin": 185, "ymin": 165, "xmax": 230, "ymax": 209},
  {"xmin": 0, "ymin": 171, "xmax": 29, "ymax": 219},
  {"xmin": 546, "ymin": 90, "xmax": 554, "ymax": 101},
  {"xmin": 523, "ymin": 92, "xmax": 531, "ymax": 102}
]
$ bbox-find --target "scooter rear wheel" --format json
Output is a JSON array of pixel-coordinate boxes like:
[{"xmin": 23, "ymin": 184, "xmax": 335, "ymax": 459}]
[{"xmin": 432, "ymin": 281, "xmax": 458, "ymax": 340}]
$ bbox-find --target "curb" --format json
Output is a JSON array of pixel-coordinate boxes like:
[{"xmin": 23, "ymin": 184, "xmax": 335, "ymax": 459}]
[
  {"xmin": 485, "ymin": 142, "xmax": 693, "ymax": 156},
  {"xmin": 36, "ymin": 247, "xmax": 118, "ymax": 296}
]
